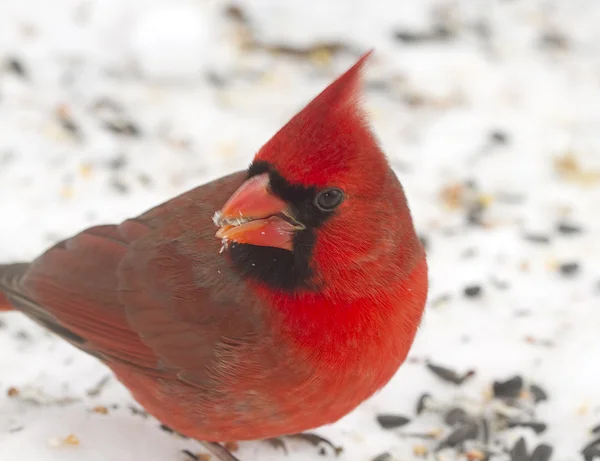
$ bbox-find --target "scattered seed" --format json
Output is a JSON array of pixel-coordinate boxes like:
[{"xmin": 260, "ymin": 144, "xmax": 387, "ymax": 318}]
[
  {"xmin": 86, "ymin": 375, "xmax": 111, "ymax": 397},
  {"xmin": 466, "ymin": 200, "xmax": 486, "ymax": 226},
  {"xmin": 540, "ymin": 30, "xmax": 569, "ymax": 50},
  {"xmin": 592, "ymin": 423, "xmax": 600, "ymax": 434},
  {"xmin": 182, "ymin": 449, "xmax": 200, "ymax": 460},
  {"xmin": 7, "ymin": 387, "xmax": 19, "ymax": 397},
  {"xmin": 510, "ymin": 437, "xmax": 528, "ymax": 461},
  {"xmin": 431, "ymin": 293, "xmax": 452, "ymax": 307},
  {"xmin": 103, "ymin": 120, "xmax": 140, "ymax": 137},
  {"xmin": 63, "ymin": 434, "xmax": 80, "ymax": 446},
  {"xmin": 91, "ymin": 405, "xmax": 109, "ymax": 415},
  {"xmin": 524, "ymin": 234, "xmax": 550, "ymax": 244},
  {"xmin": 557, "ymin": 222, "xmax": 583, "ymax": 235},
  {"xmin": 418, "ymin": 234, "xmax": 429, "ymax": 251},
  {"xmin": 444, "ymin": 408, "xmax": 470, "ymax": 426},
  {"xmin": 437, "ymin": 422, "xmax": 478, "ymax": 449},
  {"xmin": 416, "ymin": 393, "xmax": 431, "ymax": 414},
  {"xmin": 427, "ymin": 362, "xmax": 475, "ymax": 385},
  {"xmin": 128, "ymin": 405, "xmax": 148, "ymax": 418},
  {"xmin": 372, "ymin": 452, "xmax": 393, "ymax": 461},
  {"xmin": 223, "ymin": 441, "xmax": 239, "ymax": 452},
  {"xmin": 530, "ymin": 444, "xmax": 553, "ymax": 461},
  {"xmin": 393, "ymin": 25, "xmax": 454, "ymax": 44},
  {"xmin": 507, "ymin": 420, "xmax": 547, "ymax": 434},
  {"xmin": 265, "ymin": 437, "xmax": 288, "ymax": 453},
  {"xmin": 109, "ymin": 177, "xmax": 128, "ymax": 194},
  {"xmin": 288, "ymin": 433, "xmax": 343, "ymax": 455},
  {"xmin": 480, "ymin": 417, "xmax": 490, "ymax": 444},
  {"xmin": 582, "ymin": 437, "xmax": 600, "ymax": 461},
  {"xmin": 490, "ymin": 130, "xmax": 509, "ymax": 144},
  {"xmin": 530, "ymin": 384, "xmax": 548, "ymax": 403},
  {"xmin": 413, "ymin": 444, "xmax": 428, "ymax": 457},
  {"xmin": 493, "ymin": 375, "xmax": 523, "ymax": 398},
  {"xmin": 108, "ymin": 154, "xmax": 127, "ymax": 171},
  {"xmin": 5, "ymin": 57, "xmax": 27, "ymax": 78},
  {"xmin": 376, "ymin": 414, "xmax": 411, "ymax": 429},
  {"xmin": 160, "ymin": 424, "xmax": 174, "ymax": 434},
  {"xmin": 464, "ymin": 285, "xmax": 482, "ymax": 298},
  {"xmin": 490, "ymin": 276, "xmax": 510, "ymax": 290},
  {"xmin": 559, "ymin": 262, "xmax": 580, "ymax": 276}
]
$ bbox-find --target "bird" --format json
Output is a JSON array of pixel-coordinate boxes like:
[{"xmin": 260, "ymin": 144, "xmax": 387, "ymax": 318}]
[{"xmin": 0, "ymin": 51, "xmax": 428, "ymax": 461}]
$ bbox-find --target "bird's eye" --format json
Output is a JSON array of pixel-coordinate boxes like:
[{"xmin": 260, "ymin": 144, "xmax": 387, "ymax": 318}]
[{"xmin": 315, "ymin": 188, "xmax": 344, "ymax": 211}]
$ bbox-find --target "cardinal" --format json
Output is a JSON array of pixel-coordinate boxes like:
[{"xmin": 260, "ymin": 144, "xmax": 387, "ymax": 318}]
[{"xmin": 0, "ymin": 52, "xmax": 427, "ymax": 461}]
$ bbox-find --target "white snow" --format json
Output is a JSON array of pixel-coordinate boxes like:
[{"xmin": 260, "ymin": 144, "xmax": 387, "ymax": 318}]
[{"xmin": 1, "ymin": 1, "xmax": 600, "ymax": 460}]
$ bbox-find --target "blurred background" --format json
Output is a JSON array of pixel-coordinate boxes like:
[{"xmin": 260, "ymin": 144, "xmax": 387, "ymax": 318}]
[{"xmin": 1, "ymin": 1, "xmax": 600, "ymax": 460}]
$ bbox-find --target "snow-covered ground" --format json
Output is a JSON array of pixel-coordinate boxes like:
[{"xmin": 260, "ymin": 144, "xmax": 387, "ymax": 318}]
[{"xmin": 1, "ymin": 1, "xmax": 600, "ymax": 460}]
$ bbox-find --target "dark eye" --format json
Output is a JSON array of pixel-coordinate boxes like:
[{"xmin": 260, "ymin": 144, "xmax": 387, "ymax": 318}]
[{"xmin": 315, "ymin": 188, "xmax": 344, "ymax": 211}]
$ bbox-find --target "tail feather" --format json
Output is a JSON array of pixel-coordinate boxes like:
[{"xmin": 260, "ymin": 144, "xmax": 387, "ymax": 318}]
[{"xmin": 0, "ymin": 263, "xmax": 30, "ymax": 311}]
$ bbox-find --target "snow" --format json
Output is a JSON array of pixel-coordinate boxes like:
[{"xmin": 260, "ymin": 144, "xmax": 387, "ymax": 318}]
[{"xmin": 1, "ymin": 1, "xmax": 599, "ymax": 460}]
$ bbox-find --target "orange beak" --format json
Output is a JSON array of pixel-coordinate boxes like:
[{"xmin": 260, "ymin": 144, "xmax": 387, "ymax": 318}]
[{"xmin": 214, "ymin": 173, "xmax": 304, "ymax": 251}]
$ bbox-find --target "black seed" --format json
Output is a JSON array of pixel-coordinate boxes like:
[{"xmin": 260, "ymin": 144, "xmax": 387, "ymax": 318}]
[
  {"xmin": 206, "ymin": 71, "xmax": 227, "ymax": 88},
  {"xmin": 109, "ymin": 177, "xmax": 128, "ymax": 194},
  {"xmin": 418, "ymin": 234, "xmax": 429, "ymax": 251},
  {"xmin": 426, "ymin": 362, "xmax": 475, "ymax": 385},
  {"xmin": 444, "ymin": 408, "xmax": 470, "ymax": 426},
  {"xmin": 288, "ymin": 433, "xmax": 342, "ymax": 455},
  {"xmin": 416, "ymin": 393, "xmax": 431, "ymax": 415},
  {"xmin": 365, "ymin": 80, "xmax": 390, "ymax": 91},
  {"xmin": 529, "ymin": 384, "xmax": 549, "ymax": 403},
  {"xmin": 93, "ymin": 97, "xmax": 124, "ymax": 112},
  {"xmin": 138, "ymin": 173, "xmax": 153, "ymax": 187},
  {"xmin": 394, "ymin": 30, "xmax": 429, "ymax": 43},
  {"xmin": 464, "ymin": 285, "xmax": 482, "ymax": 298},
  {"xmin": 108, "ymin": 154, "xmax": 127, "ymax": 171},
  {"xmin": 376, "ymin": 414, "xmax": 411, "ymax": 429},
  {"xmin": 592, "ymin": 423, "xmax": 600, "ymax": 434},
  {"xmin": 490, "ymin": 276, "xmax": 510, "ymax": 290},
  {"xmin": 540, "ymin": 31, "xmax": 569, "ymax": 50},
  {"xmin": 510, "ymin": 438, "xmax": 529, "ymax": 461},
  {"xmin": 493, "ymin": 375, "xmax": 523, "ymax": 398},
  {"xmin": 524, "ymin": 234, "xmax": 550, "ymax": 244},
  {"xmin": 372, "ymin": 453, "xmax": 392, "ymax": 461},
  {"xmin": 5, "ymin": 57, "xmax": 27, "ymax": 78},
  {"xmin": 265, "ymin": 437, "xmax": 288, "ymax": 453},
  {"xmin": 507, "ymin": 420, "xmax": 547, "ymax": 434},
  {"xmin": 103, "ymin": 120, "xmax": 141, "ymax": 137},
  {"xmin": 557, "ymin": 222, "xmax": 583, "ymax": 235},
  {"xmin": 531, "ymin": 444, "xmax": 553, "ymax": 461},
  {"xmin": 59, "ymin": 117, "xmax": 81, "ymax": 138},
  {"xmin": 490, "ymin": 130, "xmax": 509, "ymax": 144},
  {"xmin": 480, "ymin": 417, "xmax": 490, "ymax": 444},
  {"xmin": 160, "ymin": 424, "xmax": 174, "ymax": 433},
  {"xmin": 582, "ymin": 437, "xmax": 600, "ymax": 461},
  {"xmin": 182, "ymin": 449, "xmax": 199, "ymax": 460},
  {"xmin": 559, "ymin": 262, "xmax": 579, "ymax": 276},
  {"xmin": 466, "ymin": 201, "xmax": 486, "ymax": 226},
  {"xmin": 437, "ymin": 422, "xmax": 478, "ymax": 449}
]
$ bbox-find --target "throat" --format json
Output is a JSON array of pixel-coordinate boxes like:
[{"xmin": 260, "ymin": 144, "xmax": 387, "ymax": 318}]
[{"xmin": 227, "ymin": 231, "xmax": 316, "ymax": 290}]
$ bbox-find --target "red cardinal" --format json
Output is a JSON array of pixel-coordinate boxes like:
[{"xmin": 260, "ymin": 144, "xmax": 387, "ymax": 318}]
[{"xmin": 0, "ymin": 52, "xmax": 427, "ymax": 460}]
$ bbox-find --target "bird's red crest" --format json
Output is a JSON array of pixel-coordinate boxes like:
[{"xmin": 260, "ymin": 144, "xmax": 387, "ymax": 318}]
[{"xmin": 254, "ymin": 51, "xmax": 388, "ymax": 192}]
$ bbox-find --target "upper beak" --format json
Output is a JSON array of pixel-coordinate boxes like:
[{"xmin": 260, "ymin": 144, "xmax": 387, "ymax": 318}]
[{"xmin": 214, "ymin": 173, "xmax": 303, "ymax": 251}]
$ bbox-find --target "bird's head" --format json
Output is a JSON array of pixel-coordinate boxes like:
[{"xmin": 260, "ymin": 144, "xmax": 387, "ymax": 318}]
[{"xmin": 214, "ymin": 52, "xmax": 425, "ymax": 298}]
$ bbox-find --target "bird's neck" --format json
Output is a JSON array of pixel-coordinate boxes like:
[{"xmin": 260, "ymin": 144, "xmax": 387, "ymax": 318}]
[{"xmin": 254, "ymin": 256, "xmax": 428, "ymax": 371}]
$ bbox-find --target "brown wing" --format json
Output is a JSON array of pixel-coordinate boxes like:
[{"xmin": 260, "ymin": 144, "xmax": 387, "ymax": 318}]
[{"xmin": 10, "ymin": 170, "xmax": 254, "ymax": 378}]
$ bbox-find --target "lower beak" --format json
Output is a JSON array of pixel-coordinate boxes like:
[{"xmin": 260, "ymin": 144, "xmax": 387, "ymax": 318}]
[{"xmin": 214, "ymin": 173, "xmax": 303, "ymax": 251}]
